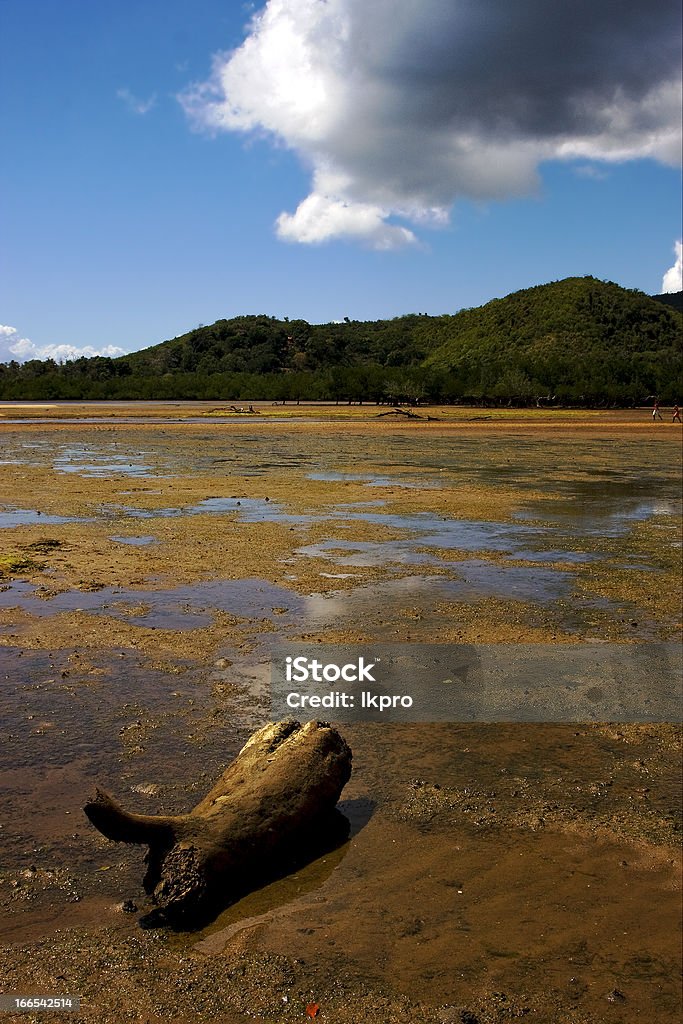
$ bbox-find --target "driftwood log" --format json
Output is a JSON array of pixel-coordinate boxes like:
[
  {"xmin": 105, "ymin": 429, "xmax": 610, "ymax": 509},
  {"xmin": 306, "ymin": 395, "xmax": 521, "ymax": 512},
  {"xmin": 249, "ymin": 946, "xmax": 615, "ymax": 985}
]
[
  {"xmin": 377, "ymin": 407, "xmax": 424, "ymax": 419},
  {"xmin": 84, "ymin": 719, "xmax": 352, "ymax": 923}
]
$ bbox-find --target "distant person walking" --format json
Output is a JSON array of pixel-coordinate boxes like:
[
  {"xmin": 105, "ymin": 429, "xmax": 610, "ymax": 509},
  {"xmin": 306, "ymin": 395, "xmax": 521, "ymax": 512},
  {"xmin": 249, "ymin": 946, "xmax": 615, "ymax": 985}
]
[
  {"xmin": 673, "ymin": 404, "xmax": 682, "ymax": 423},
  {"xmin": 652, "ymin": 399, "xmax": 663, "ymax": 421}
]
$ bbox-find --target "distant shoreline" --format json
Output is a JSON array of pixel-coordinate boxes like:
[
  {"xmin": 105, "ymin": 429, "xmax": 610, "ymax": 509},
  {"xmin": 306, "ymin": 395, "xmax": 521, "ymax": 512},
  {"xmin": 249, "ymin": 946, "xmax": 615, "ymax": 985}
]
[{"xmin": 1, "ymin": 400, "xmax": 682, "ymax": 435}]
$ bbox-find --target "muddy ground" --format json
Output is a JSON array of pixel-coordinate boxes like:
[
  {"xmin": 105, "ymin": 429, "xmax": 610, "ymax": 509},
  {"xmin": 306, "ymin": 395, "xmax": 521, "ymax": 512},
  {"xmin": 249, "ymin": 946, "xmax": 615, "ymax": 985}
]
[{"xmin": 0, "ymin": 406, "xmax": 681, "ymax": 1023}]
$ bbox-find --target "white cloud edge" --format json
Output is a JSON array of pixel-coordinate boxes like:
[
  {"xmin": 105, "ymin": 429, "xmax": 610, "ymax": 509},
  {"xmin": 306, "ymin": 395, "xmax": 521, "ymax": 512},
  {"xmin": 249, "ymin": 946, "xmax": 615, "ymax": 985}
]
[
  {"xmin": 661, "ymin": 240, "xmax": 683, "ymax": 293},
  {"xmin": 275, "ymin": 191, "xmax": 418, "ymax": 249}
]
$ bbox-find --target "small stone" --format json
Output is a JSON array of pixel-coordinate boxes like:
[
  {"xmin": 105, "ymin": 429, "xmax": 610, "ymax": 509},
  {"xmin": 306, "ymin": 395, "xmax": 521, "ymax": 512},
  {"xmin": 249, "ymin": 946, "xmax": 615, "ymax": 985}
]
[
  {"xmin": 606, "ymin": 989, "xmax": 626, "ymax": 1003},
  {"xmin": 122, "ymin": 899, "xmax": 138, "ymax": 913}
]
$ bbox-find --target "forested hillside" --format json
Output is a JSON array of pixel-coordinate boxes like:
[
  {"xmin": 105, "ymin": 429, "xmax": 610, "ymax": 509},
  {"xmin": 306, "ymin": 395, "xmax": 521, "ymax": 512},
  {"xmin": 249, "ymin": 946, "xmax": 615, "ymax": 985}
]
[
  {"xmin": 652, "ymin": 292, "xmax": 683, "ymax": 312},
  {"xmin": 1, "ymin": 278, "xmax": 680, "ymax": 405}
]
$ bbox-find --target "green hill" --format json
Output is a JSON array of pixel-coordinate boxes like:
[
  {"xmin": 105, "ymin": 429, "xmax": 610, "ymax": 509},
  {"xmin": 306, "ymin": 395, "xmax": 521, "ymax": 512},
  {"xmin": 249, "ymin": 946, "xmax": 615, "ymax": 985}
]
[
  {"xmin": 651, "ymin": 291, "xmax": 683, "ymax": 312},
  {"xmin": 1, "ymin": 277, "xmax": 680, "ymax": 405},
  {"xmin": 424, "ymin": 277, "xmax": 682, "ymax": 403}
]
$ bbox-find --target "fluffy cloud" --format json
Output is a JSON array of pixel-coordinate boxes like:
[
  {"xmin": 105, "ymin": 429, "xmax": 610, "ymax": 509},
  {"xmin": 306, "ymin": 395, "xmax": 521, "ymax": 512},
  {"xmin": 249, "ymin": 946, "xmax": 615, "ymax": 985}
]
[
  {"xmin": 276, "ymin": 172, "xmax": 419, "ymax": 248},
  {"xmin": 180, "ymin": 0, "xmax": 682, "ymax": 247},
  {"xmin": 661, "ymin": 240, "xmax": 682, "ymax": 293},
  {"xmin": 0, "ymin": 325, "xmax": 126, "ymax": 364}
]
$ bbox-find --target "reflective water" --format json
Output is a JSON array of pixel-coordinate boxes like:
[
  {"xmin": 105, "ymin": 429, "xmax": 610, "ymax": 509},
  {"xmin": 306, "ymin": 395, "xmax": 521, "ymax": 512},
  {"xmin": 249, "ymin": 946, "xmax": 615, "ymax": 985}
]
[
  {"xmin": 0, "ymin": 509, "xmax": 91, "ymax": 528},
  {"xmin": 2, "ymin": 428, "xmax": 680, "ymax": 499},
  {"xmin": 110, "ymin": 535, "xmax": 157, "ymax": 546},
  {"xmin": 0, "ymin": 578, "xmax": 302, "ymax": 629},
  {"xmin": 308, "ymin": 470, "xmax": 440, "ymax": 489}
]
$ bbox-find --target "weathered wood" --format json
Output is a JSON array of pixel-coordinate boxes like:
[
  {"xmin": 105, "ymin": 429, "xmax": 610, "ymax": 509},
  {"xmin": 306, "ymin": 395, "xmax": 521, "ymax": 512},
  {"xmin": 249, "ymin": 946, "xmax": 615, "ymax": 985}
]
[
  {"xmin": 377, "ymin": 407, "xmax": 424, "ymax": 418},
  {"xmin": 84, "ymin": 719, "xmax": 352, "ymax": 922}
]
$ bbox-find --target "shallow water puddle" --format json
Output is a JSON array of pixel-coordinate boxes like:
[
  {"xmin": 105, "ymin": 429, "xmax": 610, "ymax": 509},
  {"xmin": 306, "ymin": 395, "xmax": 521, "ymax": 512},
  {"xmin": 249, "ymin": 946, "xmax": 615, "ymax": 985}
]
[
  {"xmin": 0, "ymin": 559, "xmax": 628, "ymax": 643},
  {"xmin": 0, "ymin": 508, "xmax": 92, "ymax": 528},
  {"xmin": 110, "ymin": 535, "xmax": 157, "ymax": 546},
  {"xmin": 451, "ymin": 558, "xmax": 575, "ymax": 601},
  {"xmin": 0, "ymin": 646, "xmax": 257, "ymax": 939},
  {"xmin": 108, "ymin": 495, "xmax": 315, "ymax": 526},
  {"xmin": 299, "ymin": 538, "xmax": 436, "ymax": 568},
  {"xmin": 53, "ymin": 445, "xmax": 156, "ymax": 477},
  {"xmin": 0, "ymin": 648, "xmax": 208, "ymax": 778},
  {"xmin": 297, "ymin": 523, "xmax": 598, "ymax": 570},
  {"xmin": 191, "ymin": 795, "xmax": 375, "ymax": 955},
  {"xmin": 0, "ymin": 577, "xmax": 303, "ymax": 630},
  {"xmin": 343, "ymin": 496, "xmax": 678, "ymax": 545},
  {"xmin": 514, "ymin": 495, "xmax": 681, "ymax": 537},
  {"xmin": 0, "ymin": 560, "xmax": 580, "ymax": 641},
  {"xmin": 302, "ymin": 570, "xmax": 574, "ymax": 625},
  {"xmin": 309, "ymin": 470, "xmax": 441, "ymax": 489}
]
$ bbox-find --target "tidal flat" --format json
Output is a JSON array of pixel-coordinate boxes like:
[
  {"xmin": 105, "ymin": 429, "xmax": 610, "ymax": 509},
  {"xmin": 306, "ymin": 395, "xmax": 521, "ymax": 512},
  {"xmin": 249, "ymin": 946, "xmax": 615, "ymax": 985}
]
[{"xmin": 0, "ymin": 404, "xmax": 681, "ymax": 1023}]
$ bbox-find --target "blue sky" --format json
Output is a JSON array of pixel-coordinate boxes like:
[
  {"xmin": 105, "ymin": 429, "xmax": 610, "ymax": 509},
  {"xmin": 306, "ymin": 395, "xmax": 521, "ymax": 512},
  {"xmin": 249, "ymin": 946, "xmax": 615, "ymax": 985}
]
[{"xmin": 1, "ymin": 0, "xmax": 681, "ymax": 362}]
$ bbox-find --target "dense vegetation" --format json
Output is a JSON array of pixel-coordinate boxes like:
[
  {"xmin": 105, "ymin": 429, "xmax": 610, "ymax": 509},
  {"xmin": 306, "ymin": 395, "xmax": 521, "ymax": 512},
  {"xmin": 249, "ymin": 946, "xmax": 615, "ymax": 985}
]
[
  {"xmin": 1, "ymin": 278, "xmax": 680, "ymax": 405},
  {"xmin": 651, "ymin": 291, "xmax": 683, "ymax": 312}
]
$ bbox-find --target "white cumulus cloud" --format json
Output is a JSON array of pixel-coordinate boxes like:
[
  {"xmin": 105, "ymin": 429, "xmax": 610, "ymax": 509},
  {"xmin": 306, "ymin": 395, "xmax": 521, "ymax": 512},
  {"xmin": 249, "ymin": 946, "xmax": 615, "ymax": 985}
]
[
  {"xmin": 180, "ymin": 0, "xmax": 682, "ymax": 247},
  {"xmin": 0, "ymin": 325, "xmax": 127, "ymax": 364},
  {"xmin": 661, "ymin": 240, "xmax": 683, "ymax": 293},
  {"xmin": 276, "ymin": 173, "xmax": 418, "ymax": 249}
]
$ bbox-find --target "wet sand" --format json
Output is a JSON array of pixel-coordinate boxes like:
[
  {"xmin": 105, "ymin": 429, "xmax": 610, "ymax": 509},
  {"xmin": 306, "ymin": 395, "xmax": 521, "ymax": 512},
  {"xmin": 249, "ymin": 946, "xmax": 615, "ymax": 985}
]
[{"xmin": 0, "ymin": 409, "xmax": 681, "ymax": 1023}]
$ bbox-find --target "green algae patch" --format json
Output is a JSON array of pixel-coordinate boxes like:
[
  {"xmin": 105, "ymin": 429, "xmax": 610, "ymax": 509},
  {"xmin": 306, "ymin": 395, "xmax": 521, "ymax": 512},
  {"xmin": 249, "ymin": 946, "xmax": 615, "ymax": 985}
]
[{"xmin": 0, "ymin": 553, "xmax": 44, "ymax": 578}]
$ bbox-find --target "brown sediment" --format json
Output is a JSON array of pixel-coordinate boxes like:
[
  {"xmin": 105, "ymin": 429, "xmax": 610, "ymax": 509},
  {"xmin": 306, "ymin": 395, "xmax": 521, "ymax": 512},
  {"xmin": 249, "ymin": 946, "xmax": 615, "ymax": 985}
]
[
  {"xmin": 0, "ymin": 412, "xmax": 681, "ymax": 1023},
  {"xmin": 1, "ymin": 722, "xmax": 681, "ymax": 1022}
]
